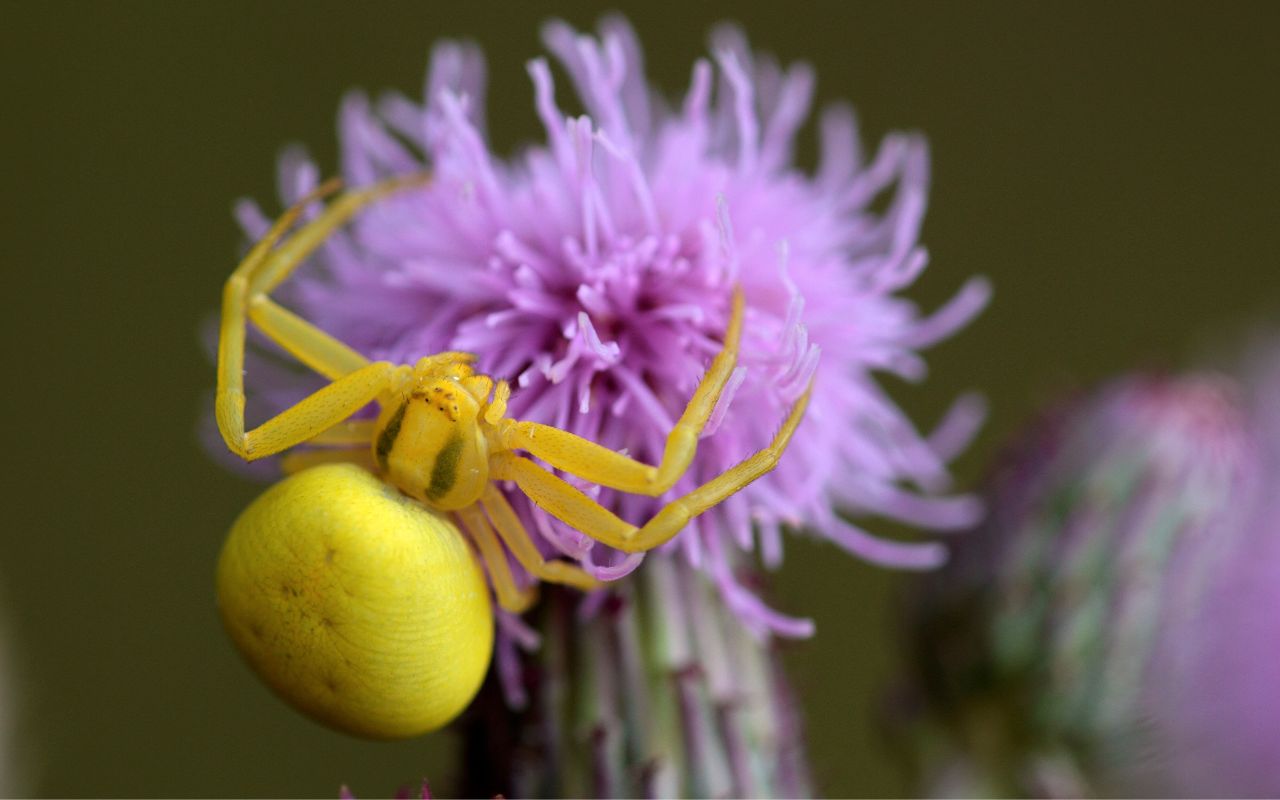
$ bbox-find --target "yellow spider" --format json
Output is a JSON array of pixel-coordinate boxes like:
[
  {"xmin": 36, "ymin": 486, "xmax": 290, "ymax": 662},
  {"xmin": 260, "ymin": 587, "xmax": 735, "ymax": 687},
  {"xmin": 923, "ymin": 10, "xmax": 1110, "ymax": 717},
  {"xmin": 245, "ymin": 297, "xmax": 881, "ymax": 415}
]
[{"xmin": 214, "ymin": 175, "xmax": 812, "ymax": 739}]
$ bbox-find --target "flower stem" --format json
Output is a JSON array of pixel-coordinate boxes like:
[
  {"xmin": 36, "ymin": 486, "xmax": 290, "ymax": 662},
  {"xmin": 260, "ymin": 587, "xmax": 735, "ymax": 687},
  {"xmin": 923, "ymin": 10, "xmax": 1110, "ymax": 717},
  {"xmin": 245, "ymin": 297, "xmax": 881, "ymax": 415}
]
[{"xmin": 458, "ymin": 555, "xmax": 813, "ymax": 798}]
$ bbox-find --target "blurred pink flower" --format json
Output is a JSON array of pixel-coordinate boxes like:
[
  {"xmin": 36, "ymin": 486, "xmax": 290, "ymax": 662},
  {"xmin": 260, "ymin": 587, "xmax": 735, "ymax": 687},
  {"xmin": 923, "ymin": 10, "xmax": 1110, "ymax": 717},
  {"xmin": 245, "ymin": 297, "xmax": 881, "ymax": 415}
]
[{"xmin": 908, "ymin": 366, "xmax": 1280, "ymax": 796}]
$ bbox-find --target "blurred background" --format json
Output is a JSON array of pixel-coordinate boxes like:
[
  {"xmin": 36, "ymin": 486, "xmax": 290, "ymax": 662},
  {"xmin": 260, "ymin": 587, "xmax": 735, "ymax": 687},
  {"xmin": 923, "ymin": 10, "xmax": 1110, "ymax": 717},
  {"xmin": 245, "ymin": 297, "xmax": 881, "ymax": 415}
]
[{"xmin": 2, "ymin": 1, "xmax": 1278, "ymax": 796}]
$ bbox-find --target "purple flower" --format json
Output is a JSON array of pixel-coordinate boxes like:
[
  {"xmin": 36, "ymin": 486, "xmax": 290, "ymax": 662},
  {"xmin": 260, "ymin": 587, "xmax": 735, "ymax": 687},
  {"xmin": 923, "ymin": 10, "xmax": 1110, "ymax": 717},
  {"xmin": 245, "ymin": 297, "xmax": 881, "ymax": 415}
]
[
  {"xmin": 235, "ymin": 16, "xmax": 987, "ymax": 644},
  {"xmin": 1143, "ymin": 344, "xmax": 1280, "ymax": 798},
  {"xmin": 906, "ymin": 367, "xmax": 1279, "ymax": 797}
]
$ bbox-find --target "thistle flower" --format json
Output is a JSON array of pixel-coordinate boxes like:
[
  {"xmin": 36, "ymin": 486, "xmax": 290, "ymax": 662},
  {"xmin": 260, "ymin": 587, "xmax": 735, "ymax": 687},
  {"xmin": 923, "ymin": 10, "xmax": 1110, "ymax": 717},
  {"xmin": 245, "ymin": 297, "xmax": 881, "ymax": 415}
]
[
  {"xmin": 227, "ymin": 15, "xmax": 987, "ymax": 796},
  {"xmin": 905, "ymin": 368, "xmax": 1277, "ymax": 797},
  {"xmin": 235, "ymin": 15, "xmax": 987, "ymax": 637}
]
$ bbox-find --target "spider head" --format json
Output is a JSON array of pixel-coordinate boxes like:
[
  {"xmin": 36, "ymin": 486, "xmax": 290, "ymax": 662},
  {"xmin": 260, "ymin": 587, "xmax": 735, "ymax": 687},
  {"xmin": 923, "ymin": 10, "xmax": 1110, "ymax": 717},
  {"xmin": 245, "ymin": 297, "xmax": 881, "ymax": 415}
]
[{"xmin": 373, "ymin": 365, "xmax": 491, "ymax": 511}]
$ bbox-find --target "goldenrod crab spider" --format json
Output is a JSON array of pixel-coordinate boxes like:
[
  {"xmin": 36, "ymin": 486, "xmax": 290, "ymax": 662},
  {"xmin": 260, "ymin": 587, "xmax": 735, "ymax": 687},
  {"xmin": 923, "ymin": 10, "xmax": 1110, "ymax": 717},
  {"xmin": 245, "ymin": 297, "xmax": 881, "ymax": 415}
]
[{"xmin": 214, "ymin": 175, "xmax": 814, "ymax": 739}]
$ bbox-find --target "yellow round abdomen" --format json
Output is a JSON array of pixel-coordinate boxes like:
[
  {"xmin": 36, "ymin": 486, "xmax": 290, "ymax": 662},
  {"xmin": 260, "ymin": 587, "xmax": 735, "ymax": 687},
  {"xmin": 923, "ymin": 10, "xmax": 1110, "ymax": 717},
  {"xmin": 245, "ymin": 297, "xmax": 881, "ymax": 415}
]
[{"xmin": 216, "ymin": 463, "xmax": 493, "ymax": 739}]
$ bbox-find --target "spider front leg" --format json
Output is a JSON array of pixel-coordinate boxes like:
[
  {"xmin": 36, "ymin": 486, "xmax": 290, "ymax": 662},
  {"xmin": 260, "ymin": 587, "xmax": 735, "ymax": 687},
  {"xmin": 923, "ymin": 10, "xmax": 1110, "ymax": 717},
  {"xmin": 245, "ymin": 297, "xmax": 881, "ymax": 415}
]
[
  {"xmin": 215, "ymin": 175, "xmax": 422, "ymax": 459},
  {"xmin": 498, "ymin": 287, "xmax": 746, "ymax": 497},
  {"xmin": 491, "ymin": 380, "xmax": 813, "ymax": 554},
  {"xmin": 220, "ymin": 361, "xmax": 409, "ymax": 461}
]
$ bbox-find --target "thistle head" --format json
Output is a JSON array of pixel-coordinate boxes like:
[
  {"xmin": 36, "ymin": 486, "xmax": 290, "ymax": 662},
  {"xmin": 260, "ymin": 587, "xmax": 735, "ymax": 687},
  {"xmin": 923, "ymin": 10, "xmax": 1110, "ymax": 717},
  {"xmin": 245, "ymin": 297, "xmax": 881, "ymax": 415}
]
[
  {"xmin": 909, "ymin": 370, "xmax": 1277, "ymax": 796},
  {"xmin": 231, "ymin": 17, "xmax": 988, "ymax": 646}
]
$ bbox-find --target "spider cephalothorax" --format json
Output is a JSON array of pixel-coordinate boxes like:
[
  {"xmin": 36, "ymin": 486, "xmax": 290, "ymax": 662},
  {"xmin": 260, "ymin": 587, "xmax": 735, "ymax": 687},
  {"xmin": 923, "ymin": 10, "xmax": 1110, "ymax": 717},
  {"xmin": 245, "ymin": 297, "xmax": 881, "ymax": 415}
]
[{"xmin": 373, "ymin": 355, "xmax": 494, "ymax": 511}]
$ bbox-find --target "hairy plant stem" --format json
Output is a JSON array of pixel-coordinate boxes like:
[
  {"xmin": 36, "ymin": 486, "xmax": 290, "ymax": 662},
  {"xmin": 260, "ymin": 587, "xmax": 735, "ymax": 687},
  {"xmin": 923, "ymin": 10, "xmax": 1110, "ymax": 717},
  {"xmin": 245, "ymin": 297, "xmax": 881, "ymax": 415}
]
[{"xmin": 458, "ymin": 556, "xmax": 812, "ymax": 799}]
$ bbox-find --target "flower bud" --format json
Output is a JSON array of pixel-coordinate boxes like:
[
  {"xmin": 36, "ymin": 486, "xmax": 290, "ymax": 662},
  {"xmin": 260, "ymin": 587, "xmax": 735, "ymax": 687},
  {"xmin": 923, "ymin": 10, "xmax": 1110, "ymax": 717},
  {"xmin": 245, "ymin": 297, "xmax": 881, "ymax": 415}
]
[{"xmin": 908, "ymin": 373, "xmax": 1272, "ymax": 797}]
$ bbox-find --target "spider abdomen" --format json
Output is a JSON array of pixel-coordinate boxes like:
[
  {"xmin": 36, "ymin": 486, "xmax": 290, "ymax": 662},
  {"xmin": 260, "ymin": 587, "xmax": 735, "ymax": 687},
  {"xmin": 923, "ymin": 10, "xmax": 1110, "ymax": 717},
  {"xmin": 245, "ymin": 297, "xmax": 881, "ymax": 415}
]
[{"xmin": 216, "ymin": 463, "xmax": 493, "ymax": 739}]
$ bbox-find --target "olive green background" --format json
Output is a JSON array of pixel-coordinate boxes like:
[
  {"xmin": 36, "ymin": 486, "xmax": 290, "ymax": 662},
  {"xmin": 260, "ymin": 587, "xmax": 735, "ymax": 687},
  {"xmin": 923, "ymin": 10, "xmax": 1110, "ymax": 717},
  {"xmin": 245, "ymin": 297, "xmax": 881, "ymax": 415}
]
[{"xmin": 3, "ymin": 1, "xmax": 1277, "ymax": 796}]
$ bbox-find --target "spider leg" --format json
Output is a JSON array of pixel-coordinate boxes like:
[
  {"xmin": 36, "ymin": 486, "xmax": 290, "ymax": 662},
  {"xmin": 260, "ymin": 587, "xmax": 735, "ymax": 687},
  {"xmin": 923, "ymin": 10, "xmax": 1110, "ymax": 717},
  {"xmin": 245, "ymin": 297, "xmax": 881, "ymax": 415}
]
[
  {"xmin": 280, "ymin": 447, "xmax": 376, "ymax": 475},
  {"xmin": 483, "ymin": 380, "xmax": 511, "ymax": 426},
  {"xmin": 415, "ymin": 352, "xmax": 478, "ymax": 372},
  {"xmin": 498, "ymin": 287, "xmax": 745, "ymax": 496},
  {"xmin": 489, "ymin": 377, "xmax": 812, "ymax": 554},
  {"xmin": 455, "ymin": 506, "xmax": 537, "ymax": 613},
  {"xmin": 221, "ymin": 174, "xmax": 425, "ymax": 384},
  {"xmin": 222, "ymin": 180, "xmax": 353, "ymax": 392},
  {"xmin": 219, "ymin": 361, "xmax": 409, "ymax": 461},
  {"xmin": 480, "ymin": 485, "xmax": 601, "ymax": 591},
  {"xmin": 309, "ymin": 419, "xmax": 378, "ymax": 447},
  {"xmin": 277, "ymin": 420, "xmax": 378, "ymax": 471},
  {"xmin": 246, "ymin": 297, "xmax": 370, "ymax": 382},
  {"xmin": 216, "ymin": 174, "xmax": 425, "ymax": 460}
]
